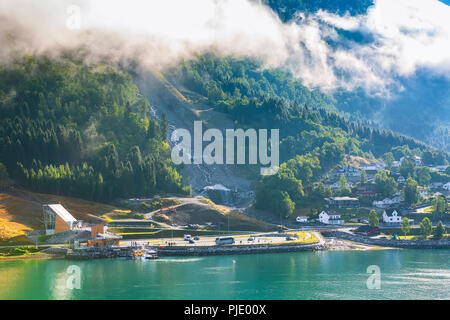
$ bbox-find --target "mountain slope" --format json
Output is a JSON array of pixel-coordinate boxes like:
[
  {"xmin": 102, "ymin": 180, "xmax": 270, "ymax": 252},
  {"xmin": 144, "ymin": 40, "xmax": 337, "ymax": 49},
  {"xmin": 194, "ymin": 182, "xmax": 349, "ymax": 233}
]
[
  {"xmin": 136, "ymin": 70, "xmax": 254, "ymax": 206},
  {"xmin": 264, "ymin": 0, "xmax": 450, "ymax": 152},
  {"xmin": 0, "ymin": 56, "xmax": 190, "ymax": 203}
]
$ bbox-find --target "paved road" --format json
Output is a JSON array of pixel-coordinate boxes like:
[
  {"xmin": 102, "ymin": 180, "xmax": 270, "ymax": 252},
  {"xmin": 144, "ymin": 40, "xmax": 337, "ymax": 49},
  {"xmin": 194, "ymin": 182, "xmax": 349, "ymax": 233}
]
[
  {"xmin": 141, "ymin": 197, "xmax": 208, "ymax": 229},
  {"xmin": 121, "ymin": 231, "xmax": 315, "ymax": 248}
]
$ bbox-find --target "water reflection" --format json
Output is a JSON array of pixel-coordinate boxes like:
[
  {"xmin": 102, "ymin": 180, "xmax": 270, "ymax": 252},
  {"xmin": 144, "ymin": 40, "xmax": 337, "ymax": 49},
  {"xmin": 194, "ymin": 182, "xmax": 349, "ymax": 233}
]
[{"xmin": 0, "ymin": 250, "xmax": 448, "ymax": 300}]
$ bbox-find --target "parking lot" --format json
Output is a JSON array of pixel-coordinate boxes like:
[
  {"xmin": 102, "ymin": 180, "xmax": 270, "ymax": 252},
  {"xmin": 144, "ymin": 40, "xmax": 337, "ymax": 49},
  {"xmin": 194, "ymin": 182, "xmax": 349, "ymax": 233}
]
[{"xmin": 124, "ymin": 232, "xmax": 314, "ymax": 247}]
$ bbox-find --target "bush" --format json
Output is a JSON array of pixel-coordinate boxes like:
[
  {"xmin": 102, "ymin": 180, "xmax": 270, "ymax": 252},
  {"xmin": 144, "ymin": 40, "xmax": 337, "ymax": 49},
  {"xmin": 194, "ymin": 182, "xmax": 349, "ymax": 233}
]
[
  {"xmin": 434, "ymin": 221, "xmax": 446, "ymax": 239},
  {"xmin": 420, "ymin": 217, "xmax": 433, "ymax": 237},
  {"xmin": 0, "ymin": 246, "xmax": 39, "ymax": 257}
]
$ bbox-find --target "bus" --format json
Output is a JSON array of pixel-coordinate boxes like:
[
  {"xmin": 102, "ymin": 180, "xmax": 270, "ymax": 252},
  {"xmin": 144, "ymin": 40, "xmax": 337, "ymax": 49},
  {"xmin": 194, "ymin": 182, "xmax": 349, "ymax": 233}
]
[{"xmin": 215, "ymin": 237, "xmax": 235, "ymax": 245}]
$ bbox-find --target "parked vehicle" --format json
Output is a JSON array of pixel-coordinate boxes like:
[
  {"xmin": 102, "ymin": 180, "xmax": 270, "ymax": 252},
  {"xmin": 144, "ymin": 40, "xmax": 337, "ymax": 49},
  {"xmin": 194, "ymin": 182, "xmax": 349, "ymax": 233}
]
[
  {"xmin": 188, "ymin": 239, "xmax": 195, "ymax": 244},
  {"xmin": 193, "ymin": 236, "xmax": 199, "ymax": 240},
  {"xmin": 184, "ymin": 234, "xmax": 191, "ymax": 241},
  {"xmin": 215, "ymin": 237, "xmax": 235, "ymax": 245}
]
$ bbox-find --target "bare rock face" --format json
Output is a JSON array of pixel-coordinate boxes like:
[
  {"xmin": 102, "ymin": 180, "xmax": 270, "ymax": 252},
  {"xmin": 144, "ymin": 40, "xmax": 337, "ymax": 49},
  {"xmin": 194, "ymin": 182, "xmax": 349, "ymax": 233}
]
[{"xmin": 135, "ymin": 71, "xmax": 254, "ymax": 208}]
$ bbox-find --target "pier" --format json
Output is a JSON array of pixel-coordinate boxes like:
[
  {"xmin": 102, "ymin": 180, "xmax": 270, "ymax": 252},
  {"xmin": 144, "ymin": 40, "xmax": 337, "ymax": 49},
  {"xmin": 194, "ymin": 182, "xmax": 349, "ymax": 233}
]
[{"xmin": 156, "ymin": 243, "xmax": 324, "ymax": 256}]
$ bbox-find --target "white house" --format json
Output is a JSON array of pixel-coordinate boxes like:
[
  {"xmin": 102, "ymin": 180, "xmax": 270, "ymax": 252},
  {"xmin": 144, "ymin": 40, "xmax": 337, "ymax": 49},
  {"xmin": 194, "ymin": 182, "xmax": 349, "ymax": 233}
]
[
  {"xmin": 340, "ymin": 166, "xmax": 361, "ymax": 177},
  {"xmin": 373, "ymin": 196, "xmax": 404, "ymax": 208},
  {"xmin": 296, "ymin": 216, "xmax": 308, "ymax": 223},
  {"xmin": 373, "ymin": 199, "xmax": 388, "ymax": 208},
  {"xmin": 318, "ymin": 211, "xmax": 344, "ymax": 225},
  {"xmin": 382, "ymin": 208, "xmax": 402, "ymax": 224},
  {"xmin": 413, "ymin": 156, "xmax": 423, "ymax": 166},
  {"xmin": 328, "ymin": 181, "xmax": 353, "ymax": 191},
  {"xmin": 443, "ymin": 182, "xmax": 450, "ymax": 191},
  {"xmin": 397, "ymin": 176, "xmax": 406, "ymax": 184},
  {"xmin": 361, "ymin": 162, "xmax": 386, "ymax": 172}
]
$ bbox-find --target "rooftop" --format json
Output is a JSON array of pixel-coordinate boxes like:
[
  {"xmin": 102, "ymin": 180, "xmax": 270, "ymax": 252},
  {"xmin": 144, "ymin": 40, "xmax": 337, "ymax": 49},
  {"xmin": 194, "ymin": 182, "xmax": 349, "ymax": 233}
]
[
  {"xmin": 326, "ymin": 197, "xmax": 359, "ymax": 201},
  {"xmin": 46, "ymin": 204, "xmax": 77, "ymax": 223}
]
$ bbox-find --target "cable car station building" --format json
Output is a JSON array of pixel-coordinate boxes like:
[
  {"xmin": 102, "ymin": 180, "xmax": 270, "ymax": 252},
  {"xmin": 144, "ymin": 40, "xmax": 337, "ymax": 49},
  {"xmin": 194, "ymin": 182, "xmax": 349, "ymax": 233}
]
[{"xmin": 43, "ymin": 204, "xmax": 81, "ymax": 235}]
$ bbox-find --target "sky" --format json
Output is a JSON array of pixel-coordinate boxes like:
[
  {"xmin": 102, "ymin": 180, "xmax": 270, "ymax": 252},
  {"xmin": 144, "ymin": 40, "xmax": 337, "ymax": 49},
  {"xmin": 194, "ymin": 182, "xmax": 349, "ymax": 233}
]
[{"xmin": 0, "ymin": 0, "xmax": 449, "ymax": 95}]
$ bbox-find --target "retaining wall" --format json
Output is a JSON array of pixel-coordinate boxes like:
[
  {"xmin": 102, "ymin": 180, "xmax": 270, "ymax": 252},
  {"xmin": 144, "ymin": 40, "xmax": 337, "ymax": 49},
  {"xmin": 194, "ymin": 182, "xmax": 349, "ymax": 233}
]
[{"xmin": 156, "ymin": 242, "xmax": 323, "ymax": 256}]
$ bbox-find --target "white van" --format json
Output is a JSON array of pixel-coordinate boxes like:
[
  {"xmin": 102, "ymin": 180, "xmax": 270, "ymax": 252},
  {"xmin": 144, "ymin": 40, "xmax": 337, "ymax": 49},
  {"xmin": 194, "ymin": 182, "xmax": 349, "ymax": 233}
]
[{"xmin": 184, "ymin": 234, "xmax": 191, "ymax": 241}]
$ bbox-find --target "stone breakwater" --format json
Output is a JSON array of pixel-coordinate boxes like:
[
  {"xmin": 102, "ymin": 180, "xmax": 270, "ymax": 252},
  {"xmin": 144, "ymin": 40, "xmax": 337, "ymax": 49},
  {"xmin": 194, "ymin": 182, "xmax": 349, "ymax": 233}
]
[
  {"xmin": 65, "ymin": 247, "xmax": 134, "ymax": 260},
  {"xmin": 322, "ymin": 231, "xmax": 450, "ymax": 249},
  {"xmin": 156, "ymin": 243, "xmax": 323, "ymax": 256}
]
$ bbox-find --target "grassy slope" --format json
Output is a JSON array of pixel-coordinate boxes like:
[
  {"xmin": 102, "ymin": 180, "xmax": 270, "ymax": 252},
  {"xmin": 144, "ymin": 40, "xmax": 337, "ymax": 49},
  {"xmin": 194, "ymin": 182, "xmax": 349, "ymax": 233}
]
[
  {"xmin": 0, "ymin": 188, "xmax": 118, "ymax": 243},
  {"xmin": 0, "ymin": 188, "xmax": 276, "ymax": 244}
]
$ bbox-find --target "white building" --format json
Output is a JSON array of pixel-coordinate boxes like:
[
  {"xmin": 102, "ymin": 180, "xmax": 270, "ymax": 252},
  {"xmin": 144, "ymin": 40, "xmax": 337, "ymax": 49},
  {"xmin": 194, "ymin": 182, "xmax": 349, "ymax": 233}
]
[
  {"xmin": 327, "ymin": 181, "xmax": 353, "ymax": 191},
  {"xmin": 382, "ymin": 208, "xmax": 402, "ymax": 224},
  {"xmin": 339, "ymin": 166, "xmax": 361, "ymax": 177},
  {"xmin": 397, "ymin": 176, "xmax": 406, "ymax": 184},
  {"xmin": 296, "ymin": 216, "xmax": 308, "ymax": 223},
  {"xmin": 413, "ymin": 156, "xmax": 423, "ymax": 166},
  {"xmin": 373, "ymin": 196, "xmax": 404, "ymax": 208},
  {"xmin": 318, "ymin": 211, "xmax": 344, "ymax": 225},
  {"xmin": 361, "ymin": 162, "xmax": 386, "ymax": 171},
  {"xmin": 42, "ymin": 204, "xmax": 80, "ymax": 235},
  {"xmin": 443, "ymin": 182, "xmax": 450, "ymax": 191}
]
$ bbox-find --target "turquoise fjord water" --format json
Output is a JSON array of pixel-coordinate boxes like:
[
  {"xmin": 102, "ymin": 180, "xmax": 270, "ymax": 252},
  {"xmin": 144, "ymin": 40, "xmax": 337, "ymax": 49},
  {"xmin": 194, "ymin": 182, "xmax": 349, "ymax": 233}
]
[{"xmin": 0, "ymin": 250, "xmax": 449, "ymax": 300}]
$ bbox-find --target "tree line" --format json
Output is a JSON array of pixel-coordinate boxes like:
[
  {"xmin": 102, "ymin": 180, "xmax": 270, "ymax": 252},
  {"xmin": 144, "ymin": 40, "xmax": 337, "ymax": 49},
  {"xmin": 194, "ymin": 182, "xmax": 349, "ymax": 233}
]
[{"xmin": 0, "ymin": 56, "xmax": 190, "ymax": 202}]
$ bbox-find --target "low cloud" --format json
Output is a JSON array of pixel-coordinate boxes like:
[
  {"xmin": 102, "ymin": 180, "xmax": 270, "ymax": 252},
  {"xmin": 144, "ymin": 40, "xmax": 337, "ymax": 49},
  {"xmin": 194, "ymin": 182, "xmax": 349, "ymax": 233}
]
[{"xmin": 0, "ymin": 0, "xmax": 449, "ymax": 95}]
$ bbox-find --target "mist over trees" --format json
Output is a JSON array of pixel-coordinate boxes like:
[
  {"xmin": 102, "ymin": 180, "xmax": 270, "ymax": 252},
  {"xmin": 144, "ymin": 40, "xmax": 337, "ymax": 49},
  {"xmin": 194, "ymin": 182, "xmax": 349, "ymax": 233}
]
[
  {"xmin": 263, "ymin": 0, "xmax": 374, "ymax": 22},
  {"xmin": 0, "ymin": 57, "xmax": 190, "ymax": 202}
]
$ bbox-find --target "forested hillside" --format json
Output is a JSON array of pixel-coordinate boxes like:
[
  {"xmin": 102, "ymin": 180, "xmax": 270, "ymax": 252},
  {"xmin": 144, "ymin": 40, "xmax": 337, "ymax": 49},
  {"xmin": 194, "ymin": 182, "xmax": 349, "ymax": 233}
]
[
  {"xmin": 263, "ymin": 0, "xmax": 374, "ymax": 22},
  {"xmin": 264, "ymin": 0, "xmax": 450, "ymax": 152},
  {"xmin": 0, "ymin": 57, "xmax": 190, "ymax": 202},
  {"xmin": 0, "ymin": 54, "xmax": 447, "ymax": 215},
  {"xmin": 333, "ymin": 73, "xmax": 450, "ymax": 152},
  {"xmin": 165, "ymin": 54, "xmax": 448, "ymax": 216}
]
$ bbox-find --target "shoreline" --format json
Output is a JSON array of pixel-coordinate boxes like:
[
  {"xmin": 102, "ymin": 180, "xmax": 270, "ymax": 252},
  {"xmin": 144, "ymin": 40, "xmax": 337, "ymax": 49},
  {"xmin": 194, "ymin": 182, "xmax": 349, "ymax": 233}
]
[
  {"xmin": 2, "ymin": 235, "xmax": 449, "ymax": 262},
  {"xmin": 156, "ymin": 242, "xmax": 323, "ymax": 257},
  {"xmin": 322, "ymin": 231, "xmax": 450, "ymax": 249},
  {"xmin": 0, "ymin": 253, "xmax": 64, "ymax": 261}
]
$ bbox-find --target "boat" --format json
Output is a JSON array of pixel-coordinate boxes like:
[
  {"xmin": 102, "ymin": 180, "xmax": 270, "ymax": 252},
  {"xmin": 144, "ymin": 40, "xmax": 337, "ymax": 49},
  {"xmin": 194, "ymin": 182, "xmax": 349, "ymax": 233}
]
[
  {"xmin": 131, "ymin": 249, "xmax": 158, "ymax": 260},
  {"xmin": 143, "ymin": 249, "xmax": 158, "ymax": 260}
]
